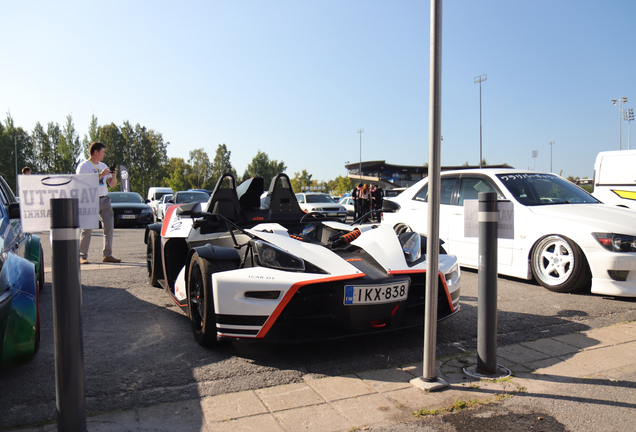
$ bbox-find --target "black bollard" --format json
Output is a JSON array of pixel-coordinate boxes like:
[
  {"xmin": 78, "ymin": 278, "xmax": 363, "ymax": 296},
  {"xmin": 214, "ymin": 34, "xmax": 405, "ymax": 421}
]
[{"xmin": 50, "ymin": 198, "xmax": 87, "ymax": 432}]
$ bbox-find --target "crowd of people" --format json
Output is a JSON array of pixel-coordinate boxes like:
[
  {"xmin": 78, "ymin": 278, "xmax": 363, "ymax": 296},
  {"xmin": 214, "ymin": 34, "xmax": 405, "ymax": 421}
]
[{"xmin": 351, "ymin": 183, "xmax": 383, "ymax": 221}]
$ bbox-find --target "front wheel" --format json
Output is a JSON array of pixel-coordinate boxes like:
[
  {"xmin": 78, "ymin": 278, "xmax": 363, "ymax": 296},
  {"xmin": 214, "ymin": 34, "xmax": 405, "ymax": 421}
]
[
  {"xmin": 147, "ymin": 230, "xmax": 163, "ymax": 287},
  {"xmin": 187, "ymin": 254, "xmax": 238, "ymax": 346},
  {"xmin": 531, "ymin": 235, "xmax": 590, "ymax": 293}
]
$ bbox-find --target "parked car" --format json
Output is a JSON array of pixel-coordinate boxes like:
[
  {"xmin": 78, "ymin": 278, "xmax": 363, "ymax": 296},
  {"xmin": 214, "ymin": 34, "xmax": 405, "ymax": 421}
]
[
  {"xmin": 592, "ymin": 149, "xmax": 636, "ymax": 209},
  {"xmin": 0, "ymin": 175, "xmax": 43, "ymax": 368},
  {"xmin": 295, "ymin": 192, "xmax": 347, "ymax": 223},
  {"xmin": 144, "ymin": 173, "xmax": 460, "ymax": 347},
  {"xmin": 146, "ymin": 187, "xmax": 173, "ymax": 216},
  {"xmin": 382, "ymin": 168, "xmax": 636, "ymax": 297},
  {"xmin": 108, "ymin": 192, "xmax": 154, "ymax": 227},
  {"xmin": 339, "ymin": 196, "xmax": 354, "ymax": 217},
  {"xmin": 155, "ymin": 194, "xmax": 173, "ymax": 222},
  {"xmin": 164, "ymin": 191, "xmax": 211, "ymax": 216},
  {"xmin": 385, "ymin": 188, "xmax": 407, "ymax": 198}
]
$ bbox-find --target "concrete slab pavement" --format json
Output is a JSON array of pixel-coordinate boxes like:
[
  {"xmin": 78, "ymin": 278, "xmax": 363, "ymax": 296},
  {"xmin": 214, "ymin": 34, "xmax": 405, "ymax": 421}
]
[{"xmin": 9, "ymin": 321, "xmax": 636, "ymax": 432}]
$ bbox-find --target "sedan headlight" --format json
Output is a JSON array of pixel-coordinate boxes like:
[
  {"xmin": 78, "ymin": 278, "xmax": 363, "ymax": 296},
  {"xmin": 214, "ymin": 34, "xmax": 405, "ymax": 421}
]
[
  {"xmin": 592, "ymin": 233, "xmax": 636, "ymax": 252},
  {"xmin": 141, "ymin": 208, "xmax": 152, "ymax": 214},
  {"xmin": 253, "ymin": 240, "xmax": 305, "ymax": 271}
]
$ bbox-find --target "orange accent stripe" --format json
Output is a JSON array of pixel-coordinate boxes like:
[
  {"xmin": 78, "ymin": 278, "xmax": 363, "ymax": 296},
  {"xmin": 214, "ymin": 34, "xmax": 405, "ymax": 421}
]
[
  {"xmin": 256, "ymin": 273, "xmax": 366, "ymax": 338},
  {"xmin": 388, "ymin": 269, "xmax": 455, "ymax": 313},
  {"xmin": 161, "ymin": 204, "xmax": 185, "ymax": 236}
]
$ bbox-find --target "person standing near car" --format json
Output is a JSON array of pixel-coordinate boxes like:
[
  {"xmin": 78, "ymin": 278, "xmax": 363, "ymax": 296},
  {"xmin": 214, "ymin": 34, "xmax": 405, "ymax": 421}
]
[
  {"xmin": 359, "ymin": 184, "xmax": 371, "ymax": 218},
  {"xmin": 352, "ymin": 183, "xmax": 361, "ymax": 220},
  {"xmin": 76, "ymin": 142, "xmax": 121, "ymax": 264}
]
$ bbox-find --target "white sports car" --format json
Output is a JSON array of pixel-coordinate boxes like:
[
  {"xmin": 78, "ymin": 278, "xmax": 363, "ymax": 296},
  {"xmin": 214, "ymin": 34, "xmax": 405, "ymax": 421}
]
[
  {"xmin": 382, "ymin": 168, "xmax": 636, "ymax": 297},
  {"xmin": 145, "ymin": 173, "xmax": 460, "ymax": 346}
]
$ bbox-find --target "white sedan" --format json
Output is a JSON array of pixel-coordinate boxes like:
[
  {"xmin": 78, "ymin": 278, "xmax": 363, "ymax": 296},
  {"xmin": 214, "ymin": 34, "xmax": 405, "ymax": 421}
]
[
  {"xmin": 382, "ymin": 168, "xmax": 636, "ymax": 297},
  {"xmin": 295, "ymin": 192, "xmax": 347, "ymax": 222},
  {"xmin": 155, "ymin": 194, "xmax": 173, "ymax": 221}
]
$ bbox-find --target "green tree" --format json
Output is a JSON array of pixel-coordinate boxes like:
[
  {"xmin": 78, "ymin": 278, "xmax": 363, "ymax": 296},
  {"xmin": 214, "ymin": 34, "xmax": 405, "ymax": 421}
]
[
  {"xmin": 329, "ymin": 176, "xmax": 356, "ymax": 196},
  {"xmin": 243, "ymin": 150, "xmax": 287, "ymax": 189},
  {"xmin": 32, "ymin": 122, "xmax": 51, "ymax": 173},
  {"xmin": 165, "ymin": 157, "xmax": 188, "ymax": 192},
  {"xmin": 210, "ymin": 144, "xmax": 236, "ymax": 187},
  {"xmin": 47, "ymin": 122, "xmax": 62, "ymax": 173},
  {"xmin": 81, "ymin": 114, "xmax": 100, "ymax": 159},
  {"xmin": 58, "ymin": 114, "xmax": 81, "ymax": 173},
  {"xmin": 187, "ymin": 148, "xmax": 212, "ymax": 189},
  {"xmin": 291, "ymin": 169, "xmax": 314, "ymax": 193}
]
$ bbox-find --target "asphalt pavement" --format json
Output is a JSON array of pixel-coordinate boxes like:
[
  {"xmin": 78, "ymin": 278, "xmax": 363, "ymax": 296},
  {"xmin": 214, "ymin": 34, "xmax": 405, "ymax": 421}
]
[{"xmin": 7, "ymin": 316, "xmax": 635, "ymax": 431}]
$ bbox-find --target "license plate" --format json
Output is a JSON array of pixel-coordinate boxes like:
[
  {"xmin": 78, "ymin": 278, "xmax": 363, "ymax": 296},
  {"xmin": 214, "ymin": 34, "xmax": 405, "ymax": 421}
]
[
  {"xmin": 121, "ymin": 215, "xmax": 136, "ymax": 219},
  {"xmin": 344, "ymin": 280, "xmax": 409, "ymax": 305}
]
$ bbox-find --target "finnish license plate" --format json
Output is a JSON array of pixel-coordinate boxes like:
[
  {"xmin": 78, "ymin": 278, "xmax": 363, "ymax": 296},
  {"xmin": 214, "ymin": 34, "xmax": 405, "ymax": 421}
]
[
  {"xmin": 121, "ymin": 215, "xmax": 136, "ymax": 219},
  {"xmin": 344, "ymin": 281, "xmax": 409, "ymax": 305}
]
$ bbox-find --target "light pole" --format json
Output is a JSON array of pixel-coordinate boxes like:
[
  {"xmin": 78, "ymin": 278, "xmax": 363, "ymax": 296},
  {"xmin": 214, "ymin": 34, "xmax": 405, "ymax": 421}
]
[
  {"xmin": 624, "ymin": 108, "xmax": 634, "ymax": 150},
  {"xmin": 532, "ymin": 150, "xmax": 538, "ymax": 170},
  {"xmin": 548, "ymin": 141, "xmax": 555, "ymax": 173},
  {"xmin": 357, "ymin": 129, "xmax": 364, "ymax": 181},
  {"xmin": 474, "ymin": 74, "xmax": 487, "ymax": 168},
  {"xmin": 611, "ymin": 97, "xmax": 628, "ymax": 150}
]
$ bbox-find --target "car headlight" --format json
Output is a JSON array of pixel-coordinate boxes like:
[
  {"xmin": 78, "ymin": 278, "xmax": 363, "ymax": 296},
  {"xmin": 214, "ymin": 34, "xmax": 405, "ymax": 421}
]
[
  {"xmin": 253, "ymin": 240, "xmax": 306, "ymax": 271},
  {"xmin": 141, "ymin": 208, "xmax": 152, "ymax": 214},
  {"xmin": 400, "ymin": 232, "xmax": 421, "ymax": 262},
  {"xmin": 592, "ymin": 233, "xmax": 636, "ymax": 252}
]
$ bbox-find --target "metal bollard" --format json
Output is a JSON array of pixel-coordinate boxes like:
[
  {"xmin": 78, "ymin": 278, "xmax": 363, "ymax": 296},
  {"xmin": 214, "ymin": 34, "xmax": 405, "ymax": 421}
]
[
  {"xmin": 464, "ymin": 192, "xmax": 510, "ymax": 379},
  {"xmin": 50, "ymin": 198, "xmax": 87, "ymax": 432}
]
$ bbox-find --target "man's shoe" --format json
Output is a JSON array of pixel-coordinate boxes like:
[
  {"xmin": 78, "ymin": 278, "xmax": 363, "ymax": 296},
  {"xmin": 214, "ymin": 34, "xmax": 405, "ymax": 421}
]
[
  {"xmin": 80, "ymin": 257, "xmax": 90, "ymax": 265},
  {"xmin": 102, "ymin": 256, "xmax": 121, "ymax": 263}
]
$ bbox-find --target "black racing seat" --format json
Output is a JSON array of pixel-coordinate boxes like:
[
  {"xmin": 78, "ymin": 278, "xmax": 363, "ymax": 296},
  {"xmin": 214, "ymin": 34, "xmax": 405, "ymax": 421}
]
[
  {"xmin": 205, "ymin": 173, "xmax": 241, "ymax": 222},
  {"xmin": 264, "ymin": 173, "xmax": 303, "ymax": 220},
  {"xmin": 236, "ymin": 177, "xmax": 268, "ymax": 221}
]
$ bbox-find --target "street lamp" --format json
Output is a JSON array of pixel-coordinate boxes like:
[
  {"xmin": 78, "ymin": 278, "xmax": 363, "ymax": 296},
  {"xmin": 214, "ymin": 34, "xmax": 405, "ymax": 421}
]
[
  {"xmin": 532, "ymin": 150, "xmax": 538, "ymax": 170},
  {"xmin": 474, "ymin": 74, "xmax": 487, "ymax": 168},
  {"xmin": 624, "ymin": 108, "xmax": 634, "ymax": 150},
  {"xmin": 548, "ymin": 141, "xmax": 555, "ymax": 173},
  {"xmin": 611, "ymin": 97, "xmax": 628, "ymax": 150},
  {"xmin": 357, "ymin": 129, "xmax": 364, "ymax": 181}
]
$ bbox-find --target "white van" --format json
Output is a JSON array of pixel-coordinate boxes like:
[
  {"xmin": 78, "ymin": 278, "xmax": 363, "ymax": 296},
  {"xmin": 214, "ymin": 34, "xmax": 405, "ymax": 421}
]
[
  {"xmin": 146, "ymin": 187, "xmax": 173, "ymax": 216},
  {"xmin": 592, "ymin": 150, "xmax": 636, "ymax": 209}
]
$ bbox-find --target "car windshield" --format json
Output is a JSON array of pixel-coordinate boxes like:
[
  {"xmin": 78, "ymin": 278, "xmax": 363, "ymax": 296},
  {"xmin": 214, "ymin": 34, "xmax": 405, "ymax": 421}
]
[
  {"xmin": 175, "ymin": 192, "xmax": 210, "ymax": 203},
  {"xmin": 162, "ymin": 195, "xmax": 173, "ymax": 203},
  {"xmin": 109, "ymin": 193, "xmax": 144, "ymax": 203},
  {"xmin": 306, "ymin": 195, "xmax": 336, "ymax": 203},
  {"xmin": 496, "ymin": 173, "xmax": 599, "ymax": 206}
]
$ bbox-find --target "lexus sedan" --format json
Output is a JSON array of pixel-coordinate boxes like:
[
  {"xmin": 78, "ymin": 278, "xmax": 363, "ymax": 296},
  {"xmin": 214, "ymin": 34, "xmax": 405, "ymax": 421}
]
[
  {"xmin": 382, "ymin": 168, "xmax": 636, "ymax": 297},
  {"xmin": 108, "ymin": 192, "xmax": 153, "ymax": 228}
]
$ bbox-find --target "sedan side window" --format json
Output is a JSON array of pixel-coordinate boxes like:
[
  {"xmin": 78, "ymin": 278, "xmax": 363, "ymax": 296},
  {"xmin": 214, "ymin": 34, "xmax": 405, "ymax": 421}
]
[
  {"xmin": 413, "ymin": 178, "xmax": 456, "ymax": 204},
  {"xmin": 458, "ymin": 178, "xmax": 500, "ymax": 206}
]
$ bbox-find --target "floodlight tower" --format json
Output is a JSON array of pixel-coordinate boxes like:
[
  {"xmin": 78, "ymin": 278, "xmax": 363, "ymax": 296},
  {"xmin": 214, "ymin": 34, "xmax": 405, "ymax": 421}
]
[
  {"xmin": 624, "ymin": 108, "xmax": 634, "ymax": 150},
  {"xmin": 474, "ymin": 74, "xmax": 487, "ymax": 168},
  {"xmin": 611, "ymin": 97, "xmax": 628, "ymax": 149}
]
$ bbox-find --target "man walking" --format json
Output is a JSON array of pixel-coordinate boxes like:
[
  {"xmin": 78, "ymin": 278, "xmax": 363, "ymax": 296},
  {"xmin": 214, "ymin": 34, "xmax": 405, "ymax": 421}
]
[{"xmin": 76, "ymin": 142, "xmax": 121, "ymax": 264}]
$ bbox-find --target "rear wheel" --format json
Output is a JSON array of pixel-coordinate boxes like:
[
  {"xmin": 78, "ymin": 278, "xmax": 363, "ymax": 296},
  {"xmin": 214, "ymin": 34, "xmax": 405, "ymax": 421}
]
[
  {"xmin": 187, "ymin": 254, "xmax": 238, "ymax": 346},
  {"xmin": 531, "ymin": 235, "xmax": 590, "ymax": 293},
  {"xmin": 147, "ymin": 230, "xmax": 163, "ymax": 287}
]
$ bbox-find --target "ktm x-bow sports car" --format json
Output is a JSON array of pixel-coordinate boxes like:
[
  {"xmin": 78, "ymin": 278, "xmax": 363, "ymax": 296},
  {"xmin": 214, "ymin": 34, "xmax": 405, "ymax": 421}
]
[{"xmin": 144, "ymin": 173, "xmax": 460, "ymax": 346}]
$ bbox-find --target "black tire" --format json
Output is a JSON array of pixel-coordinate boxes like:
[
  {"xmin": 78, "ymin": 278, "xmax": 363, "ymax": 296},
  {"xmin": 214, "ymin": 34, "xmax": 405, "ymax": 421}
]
[
  {"xmin": 147, "ymin": 230, "xmax": 163, "ymax": 288},
  {"xmin": 38, "ymin": 244, "xmax": 45, "ymax": 292},
  {"xmin": 187, "ymin": 254, "xmax": 237, "ymax": 346},
  {"xmin": 531, "ymin": 235, "xmax": 591, "ymax": 293}
]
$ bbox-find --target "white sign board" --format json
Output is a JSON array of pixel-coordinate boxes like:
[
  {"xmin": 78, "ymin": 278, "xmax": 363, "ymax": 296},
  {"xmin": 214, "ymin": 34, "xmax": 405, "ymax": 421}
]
[
  {"xmin": 463, "ymin": 200, "xmax": 514, "ymax": 239},
  {"xmin": 18, "ymin": 174, "xmax": 100, "ymax": 231}
]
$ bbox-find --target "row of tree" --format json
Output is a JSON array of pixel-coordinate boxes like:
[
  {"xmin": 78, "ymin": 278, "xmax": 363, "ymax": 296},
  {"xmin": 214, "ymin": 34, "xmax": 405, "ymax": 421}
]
[{"xmin": 0, "ymin": 114, "xmax": 358, "ymax": 198}]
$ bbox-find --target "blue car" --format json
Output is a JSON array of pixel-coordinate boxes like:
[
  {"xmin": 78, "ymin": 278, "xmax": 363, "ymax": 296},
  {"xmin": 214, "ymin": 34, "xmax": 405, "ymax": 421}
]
[{"xmin": 0, "ymin": 176, "xmax": 44, "ymax": 368}]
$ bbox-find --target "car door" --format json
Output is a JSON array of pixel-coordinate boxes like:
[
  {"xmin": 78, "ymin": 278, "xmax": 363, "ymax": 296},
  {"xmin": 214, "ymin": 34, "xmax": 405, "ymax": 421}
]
[
  {"xmin": 446, "ymin": 175, "xmax": 512, "ymax": 267},
  {"xmin": 398, "ymin": 176, "xmax": 458, "ymax": 246},
  {"xmin": 0, "ymin": 177, "xmax": 23, "ymax": 259}
]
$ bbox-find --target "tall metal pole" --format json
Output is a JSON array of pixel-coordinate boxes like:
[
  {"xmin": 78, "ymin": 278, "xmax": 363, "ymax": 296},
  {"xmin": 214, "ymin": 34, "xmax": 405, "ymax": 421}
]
[
  {"xmin": 612, "ymin": 97, "xmax": 628, "ymax": 150},
  {"xmin": 548, "ymin": 141, "xmax": 555, "ymax": 173},
  {"xmin": 14, "ymin": 134, "xmax": 18, "ymax": 194},
  {"xmin": 624, "ymin": 108, "xmax": 634, "ymax": 150},
  {"xmin": 411, "ymin": 0, "xmax": 447, "ymax": 392},
  {"xmin": 474, "ymin": 74, "xmax": 487, "ymax": 168},
  {"xmin": 357, "ymin": 129, "xmax": 364, "ymax": 181}
]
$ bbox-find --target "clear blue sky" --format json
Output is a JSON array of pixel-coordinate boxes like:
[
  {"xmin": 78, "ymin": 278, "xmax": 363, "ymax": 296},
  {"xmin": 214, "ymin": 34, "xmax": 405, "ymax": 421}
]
[{"xmin": 3, "ymin": 0, "xmax": 635, "ymax": 182}]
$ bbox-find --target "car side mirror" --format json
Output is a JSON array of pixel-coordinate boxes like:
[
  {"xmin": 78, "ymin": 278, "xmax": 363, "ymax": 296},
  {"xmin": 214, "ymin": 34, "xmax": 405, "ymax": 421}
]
[
  {"xmin": 8, "ymin": 202, "xmax": 20, "ymax": 219},
  {"xmin": 145, "ymin": 199, "xmax": 150, "ymax": 204}
]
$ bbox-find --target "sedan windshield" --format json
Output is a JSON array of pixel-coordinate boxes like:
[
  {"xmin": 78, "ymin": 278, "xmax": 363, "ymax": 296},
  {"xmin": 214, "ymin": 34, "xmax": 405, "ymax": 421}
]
[
  {"xmin": 175, "ymin": 192, "xmax": 210, "ymax": 203},
  {"xmin": 497, "ymin": 173, "xmax": 599, "ymax": 206},
  {"xmin": 306, "ymin": 195, "xmax": 336, "ymax": 204},
  {"xmin": 109, "ymin": 193, "xmax": 144, "ymax": 203}
]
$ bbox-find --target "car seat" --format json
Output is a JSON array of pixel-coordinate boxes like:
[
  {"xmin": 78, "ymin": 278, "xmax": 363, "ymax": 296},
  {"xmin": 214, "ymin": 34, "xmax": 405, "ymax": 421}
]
[
  {"xmin": 205, "ymin": 173, "xmax": 241, "ymax": 223},
  {"xmin": 236, "ymin": 177, "xmax": 268, "ymax": 221},
  {"xmin": 265, "ymin": 173, "xmax": 303, "ymax": 220}
]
